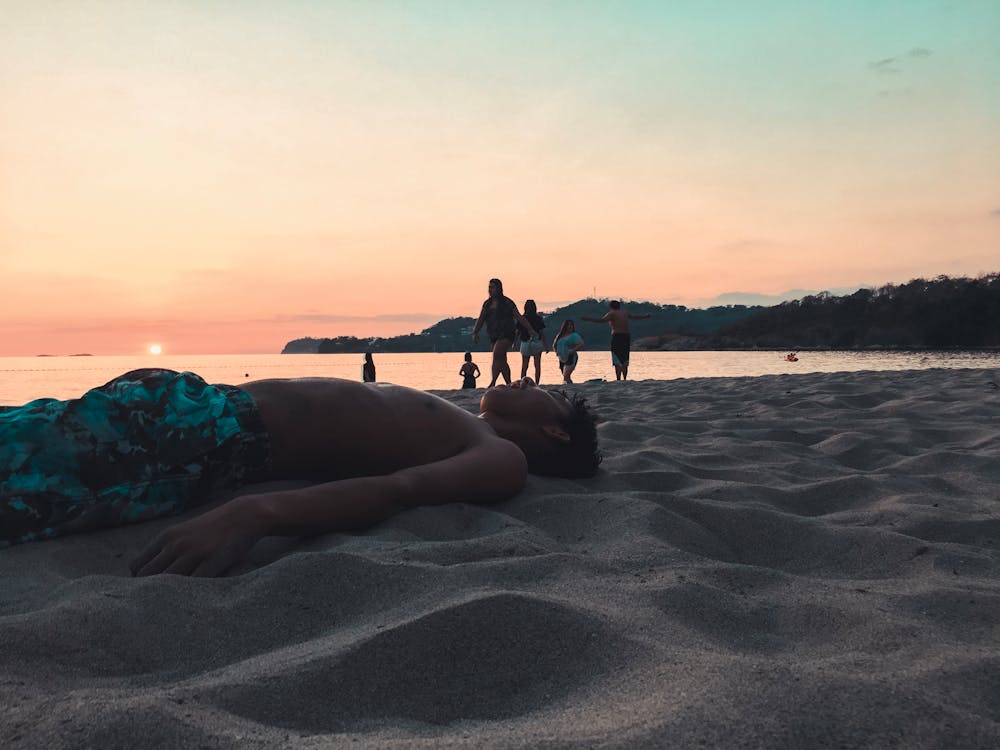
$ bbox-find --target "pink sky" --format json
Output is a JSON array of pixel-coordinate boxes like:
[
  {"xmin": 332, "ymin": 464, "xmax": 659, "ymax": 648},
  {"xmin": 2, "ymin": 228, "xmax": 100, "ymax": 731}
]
[{"xmin": 1, "ymin": 2, "xmax": 997, "ymax": 355}]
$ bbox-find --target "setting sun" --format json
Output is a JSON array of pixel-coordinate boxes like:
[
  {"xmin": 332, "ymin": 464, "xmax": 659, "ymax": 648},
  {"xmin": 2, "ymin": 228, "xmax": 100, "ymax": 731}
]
[{"xmin": 149, "ymin": 344, "xmax": 162, "ymax": 355}]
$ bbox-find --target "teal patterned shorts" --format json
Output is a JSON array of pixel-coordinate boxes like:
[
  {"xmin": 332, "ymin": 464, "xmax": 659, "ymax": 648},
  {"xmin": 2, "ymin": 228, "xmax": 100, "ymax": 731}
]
[{"xmin": 0, "ymin": 369, "xmax": 271, "ymax": 546}]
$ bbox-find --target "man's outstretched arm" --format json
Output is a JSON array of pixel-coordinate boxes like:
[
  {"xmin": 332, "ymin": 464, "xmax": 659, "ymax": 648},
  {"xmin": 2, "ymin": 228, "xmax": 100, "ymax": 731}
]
[
  {"xmin": 131, "ymin": 438, "xmax": 527, "ymax": 577},
  {"xmin": 627, "ymin": 312, "xmax": 652, "ymax": 320}
]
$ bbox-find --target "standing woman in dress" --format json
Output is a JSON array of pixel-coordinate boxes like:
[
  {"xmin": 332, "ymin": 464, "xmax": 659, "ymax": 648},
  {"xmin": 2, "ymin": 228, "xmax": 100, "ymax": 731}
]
[{"xmin": 472, "ymin": 278, "xmax": 538, "ymax": 388}]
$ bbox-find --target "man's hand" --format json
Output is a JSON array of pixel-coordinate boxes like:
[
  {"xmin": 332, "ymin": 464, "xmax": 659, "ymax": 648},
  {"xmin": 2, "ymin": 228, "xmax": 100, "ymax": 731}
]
[{"xmin": 130, "ymin": 498, "xmax": 264, "ymax": 577}]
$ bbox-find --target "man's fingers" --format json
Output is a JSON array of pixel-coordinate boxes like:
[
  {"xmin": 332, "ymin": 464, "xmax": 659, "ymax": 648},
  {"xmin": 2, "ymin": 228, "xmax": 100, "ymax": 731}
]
[
  {"xmin": 191, "ymin": 554, "xmax": 233, "ymax": 578},
  {"xmin": 163, "ymin": 556, "xmax": 199, "ymax": 576},
  {"xmin": 134, "ymin": 547, "xmax": 179, "ymax": 577},
  {"xmin": 130, "ymin": 536, "xmax": 166, "ymax": 575}
]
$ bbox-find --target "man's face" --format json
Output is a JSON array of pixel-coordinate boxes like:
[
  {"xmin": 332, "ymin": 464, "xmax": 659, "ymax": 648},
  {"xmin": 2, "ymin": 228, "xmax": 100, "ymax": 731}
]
[
  {"xmin": 488, "ymin": 280, "xmax": 501, "ymax": 297},
  {"xmin": 479, "ymin": 378, "xmax": 571, "ymax": 425}
]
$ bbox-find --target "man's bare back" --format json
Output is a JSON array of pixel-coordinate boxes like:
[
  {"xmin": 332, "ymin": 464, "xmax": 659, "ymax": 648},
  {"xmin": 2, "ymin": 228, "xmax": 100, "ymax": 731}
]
[
  {"xmin": 581, "ymin": 304, "xmax": 650, "ymax": 334},
  {"xmin": 242, "ymin": 378, "xmax": 491, "ymax": 480},
  {"xmin": 600, "ymin": 308, "xmax": 634, "ymax": 334}
]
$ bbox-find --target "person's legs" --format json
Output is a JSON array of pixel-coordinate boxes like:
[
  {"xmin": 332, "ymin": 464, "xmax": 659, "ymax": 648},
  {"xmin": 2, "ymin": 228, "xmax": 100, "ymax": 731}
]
[
  {"xmin": 490, "ymin": 339, "xmax": 513, "ymax": 387},
  {"xmin": 532, "ymin": 353, "xmax": 542, "ymax": 384},
  {"xmin": 611, "ymin": 333, "xmax": 630, "ymax": 382},
  {"xmin": 562, "ymin": 352, "xmax": 578, "ymax": 383},
  {"xmin": 520, "ymin": 353, "xmax": 530, "ymax": 380}
]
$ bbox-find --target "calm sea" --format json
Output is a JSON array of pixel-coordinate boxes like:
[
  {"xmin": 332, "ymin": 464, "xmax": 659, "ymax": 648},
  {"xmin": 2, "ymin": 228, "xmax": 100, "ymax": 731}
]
[{"xmin": 2, "ymin": 350, "xmax": 999, "ymax": 406}]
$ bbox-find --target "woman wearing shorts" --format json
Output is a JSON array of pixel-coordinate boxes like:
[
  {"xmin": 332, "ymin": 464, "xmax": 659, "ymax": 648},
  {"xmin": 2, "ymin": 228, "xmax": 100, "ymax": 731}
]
[
  {"xmin": 516, "ymin": 299, "xmax": 548, "ymax": 384},
  {"xmin": 553, "ymin": 320, "xmax": 584, "ymax": 384}
]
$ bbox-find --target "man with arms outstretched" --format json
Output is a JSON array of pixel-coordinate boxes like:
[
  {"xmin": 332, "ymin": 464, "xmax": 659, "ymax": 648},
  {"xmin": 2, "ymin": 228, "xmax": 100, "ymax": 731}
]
[
  {"xmin": 582, "ymin": 300, "xmax": 652, "ymax": 380},
  {"xmin": 0, "ymin": 369, "xmax": 599, "ymax": 576}
]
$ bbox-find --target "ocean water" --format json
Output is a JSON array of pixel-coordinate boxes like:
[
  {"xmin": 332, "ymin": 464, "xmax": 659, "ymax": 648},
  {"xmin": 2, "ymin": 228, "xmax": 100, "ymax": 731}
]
[{"xmin": 2, "ymin": 350, "xmax": 999, "ymax": 406}]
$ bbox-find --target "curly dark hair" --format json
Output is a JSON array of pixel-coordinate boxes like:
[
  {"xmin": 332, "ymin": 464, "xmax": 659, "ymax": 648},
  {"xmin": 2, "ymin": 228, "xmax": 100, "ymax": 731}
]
[{"xmin": 529, "ymin": 389, "xmax": 602, "ymax": 478}]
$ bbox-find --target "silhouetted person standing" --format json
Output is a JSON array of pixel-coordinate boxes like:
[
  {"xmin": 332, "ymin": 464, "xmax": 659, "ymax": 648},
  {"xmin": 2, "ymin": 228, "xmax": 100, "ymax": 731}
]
[
  {"xmin": 516, "ymin": 299, "xmax": 548, "ymax": 384},
  {"xmin": 362, "ymin": 352, "xmax": 377, "ymax": 383},
  {"xmin": 472, "ymin": 278, "xmax": 538, "ymax": 388},
  {"xmin": 553, "ymin": 320, "xmax": 584, "ymax": 384},
  {"xmin": 459, "ymin": 352, "xmax": 481, "ymax": 389},
  {"xmin": 582, "ymin": 301, "xmax": 650, "ymax": 381}
]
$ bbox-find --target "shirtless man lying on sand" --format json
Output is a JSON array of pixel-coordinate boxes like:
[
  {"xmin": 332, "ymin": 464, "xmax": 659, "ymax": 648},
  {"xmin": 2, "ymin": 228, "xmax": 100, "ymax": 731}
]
[{"xmin": 0, "ymin": 369, "xmax": 600, "ymax": 577}]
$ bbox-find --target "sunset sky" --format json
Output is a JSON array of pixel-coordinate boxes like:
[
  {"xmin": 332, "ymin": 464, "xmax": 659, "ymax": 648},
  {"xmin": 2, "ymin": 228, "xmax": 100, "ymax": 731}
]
[{"xmin": 2, "ymin": 1, "xmax": 998, "ymax": 355}]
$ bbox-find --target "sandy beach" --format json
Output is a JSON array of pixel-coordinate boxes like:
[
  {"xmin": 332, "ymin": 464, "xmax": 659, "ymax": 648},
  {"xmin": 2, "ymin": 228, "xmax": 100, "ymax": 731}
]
[{"xmin": 2, "ymin": 367, "xmax": 999, "ymax": 749}]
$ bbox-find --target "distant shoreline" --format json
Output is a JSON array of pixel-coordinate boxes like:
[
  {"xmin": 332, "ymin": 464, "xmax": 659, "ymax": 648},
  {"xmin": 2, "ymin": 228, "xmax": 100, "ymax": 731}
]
[{"xmin": 280, "ymin": 345, "xmax": 1000, "ymax": 354}]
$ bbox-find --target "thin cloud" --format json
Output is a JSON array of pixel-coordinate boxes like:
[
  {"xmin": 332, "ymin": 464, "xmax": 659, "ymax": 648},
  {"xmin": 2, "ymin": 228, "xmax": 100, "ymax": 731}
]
[
  {"xmin": 869, "ymin": 57, "xmax": 900, "ymax": 74},
  {"xmin": 271, "ymin": 312, "xmax": 447, "ymax": 326},
  {"xmin": 991, "ymin": 209, "xmax": 1000, "ymax": 218},
  {"xmin": 869, "ymin": 48, "xmax": 931, "ymax": 77}
]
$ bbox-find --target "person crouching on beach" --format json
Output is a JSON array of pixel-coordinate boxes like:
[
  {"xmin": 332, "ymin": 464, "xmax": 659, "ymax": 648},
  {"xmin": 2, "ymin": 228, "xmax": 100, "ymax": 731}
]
[
  {"xmin": 554, "ymin": 320, "xmax": 584, "ymax": 384},
  {"xmin": 0, "ymin": 369, "xmax": 600, "ymax": 576},
  {"xmin": 472, "ymin": 278, "xmax": 538, "ymax": 388}
]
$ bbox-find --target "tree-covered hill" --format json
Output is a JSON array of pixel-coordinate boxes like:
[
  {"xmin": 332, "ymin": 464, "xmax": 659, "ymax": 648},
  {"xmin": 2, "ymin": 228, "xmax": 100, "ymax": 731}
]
[
  {"xmin": 702, "ymin": 274, "xmax": 1000, "ymax": 349},
  {"xmin": 281, "ymin": 300, "xmax": 761, "ymax": 354},
  {"xmin": 281, "ymin": 274, "xmax": 1000, "ymax": 354}
]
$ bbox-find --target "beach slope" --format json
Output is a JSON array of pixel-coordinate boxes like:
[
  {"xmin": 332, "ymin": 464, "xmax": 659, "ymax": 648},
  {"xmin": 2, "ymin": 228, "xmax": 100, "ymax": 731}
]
[{"xmin": 2, "ymin": 368, "xmax": 999, "ymax": 748}]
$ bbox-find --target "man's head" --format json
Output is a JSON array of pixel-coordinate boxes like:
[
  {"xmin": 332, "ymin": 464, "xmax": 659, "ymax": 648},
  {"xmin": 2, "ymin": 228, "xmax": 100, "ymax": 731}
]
[
  {"xmin": 479, "ymin": 379, "xmax": 601, "ymax": 478},
  {"xmin": 488, "ymin": 278, "xmax": 504, "ymax": 298},
  {"xmin": 609, "ymin": 300, "xmax": 622, "ymax": 311}
]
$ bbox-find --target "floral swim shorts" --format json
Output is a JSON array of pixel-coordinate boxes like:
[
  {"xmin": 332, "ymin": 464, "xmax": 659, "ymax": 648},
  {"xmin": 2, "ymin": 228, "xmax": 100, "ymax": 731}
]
[{"xmin": 0, "ymin": 369, "xmax": 271, "ymax": 546}]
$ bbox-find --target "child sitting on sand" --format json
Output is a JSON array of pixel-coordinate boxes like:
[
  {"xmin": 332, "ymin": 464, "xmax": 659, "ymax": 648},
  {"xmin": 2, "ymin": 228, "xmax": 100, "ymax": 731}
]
[{"xmin": 0, "ymin": 369, "xmax": 600, "ymax": 576}]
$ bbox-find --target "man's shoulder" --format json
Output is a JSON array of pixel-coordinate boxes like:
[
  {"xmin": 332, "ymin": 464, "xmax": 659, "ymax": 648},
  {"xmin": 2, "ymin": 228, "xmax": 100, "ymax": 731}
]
[
  {"xmin": 472, "ymin": 434, "xmax": 529, "ymax": 484},
  {"xmin": 479, "ymin": 430, "xmax": 527, "ymax": 459}
]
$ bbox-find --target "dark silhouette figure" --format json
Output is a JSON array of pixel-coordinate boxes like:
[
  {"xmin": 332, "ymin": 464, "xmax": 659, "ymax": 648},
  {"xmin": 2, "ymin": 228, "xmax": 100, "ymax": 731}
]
[
  {"xmin": 516, "ymin": 299, "xmax": 549, "ymax": 384},
  {"xmin": 459, "ymin": 352, "xmax": 481, "ymax": 389},
  {"xmin": 472, "ymin": 278, "xmax": 538, "ymax": 388},
  {"xmin": 362, "ymin": 352, "xmax": 376, "ymax": 383},
  {"xmin": 582, "ymin": 300, "xmax": 650, "ymax": 380}
]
